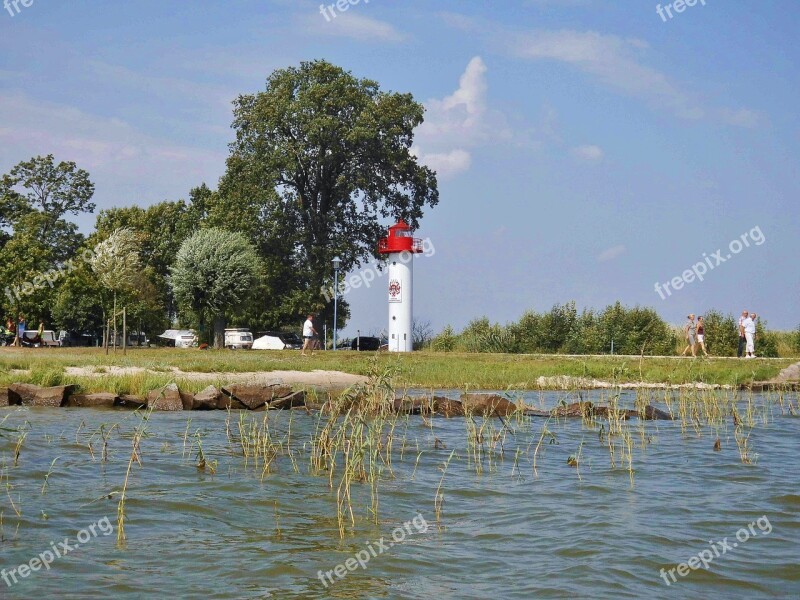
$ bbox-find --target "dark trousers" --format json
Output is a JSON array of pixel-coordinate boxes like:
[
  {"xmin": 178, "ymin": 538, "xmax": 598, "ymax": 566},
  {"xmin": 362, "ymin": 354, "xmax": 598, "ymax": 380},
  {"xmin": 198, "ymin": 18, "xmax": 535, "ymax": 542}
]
[{"xmin": 738, "ymin": 335, "xmax": 746, "ymax": 358}]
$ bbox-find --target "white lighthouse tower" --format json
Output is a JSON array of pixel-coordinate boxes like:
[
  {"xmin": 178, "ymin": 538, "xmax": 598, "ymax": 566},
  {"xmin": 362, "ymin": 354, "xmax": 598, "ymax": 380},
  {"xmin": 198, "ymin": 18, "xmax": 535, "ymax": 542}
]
[{"xmin": 378, "ymin": 220, "xmax": 424, "ymax": 352}]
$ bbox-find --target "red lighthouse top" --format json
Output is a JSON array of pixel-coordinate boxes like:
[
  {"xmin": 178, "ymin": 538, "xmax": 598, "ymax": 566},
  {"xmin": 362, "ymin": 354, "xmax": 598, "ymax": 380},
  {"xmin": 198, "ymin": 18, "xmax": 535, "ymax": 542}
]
[{"xmin": 378, "ymin": 220, "xmax": 424, "ymax": 254}]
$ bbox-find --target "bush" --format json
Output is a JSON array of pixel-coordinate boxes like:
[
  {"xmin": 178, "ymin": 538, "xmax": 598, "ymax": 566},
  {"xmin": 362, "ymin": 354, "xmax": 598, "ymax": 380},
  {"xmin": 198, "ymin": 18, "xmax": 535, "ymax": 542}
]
[
  {"xmin": 701, "ymin": 310, "xmax": 738, "ymax": 357},
  {"xmin": 431, "ymin": 325, "xmax": 457, "ymax": 352},
  {"xmin": 457, "ymin": 317, "xmax": 516, "ymax": 353},
  {"xmin": 434, "ymin": 301, "xmax": 677, "ymax": 355},
  {"xmin": 755, "ymin": 319, "xmax": 779, "ymax": 358}
]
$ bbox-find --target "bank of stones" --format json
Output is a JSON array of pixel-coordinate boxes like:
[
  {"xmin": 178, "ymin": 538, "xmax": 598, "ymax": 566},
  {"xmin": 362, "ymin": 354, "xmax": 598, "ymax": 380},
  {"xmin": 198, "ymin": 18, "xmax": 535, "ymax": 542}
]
[{"xmin": 0, "ymin": 384, "xmax": 683, "ymax": 419}]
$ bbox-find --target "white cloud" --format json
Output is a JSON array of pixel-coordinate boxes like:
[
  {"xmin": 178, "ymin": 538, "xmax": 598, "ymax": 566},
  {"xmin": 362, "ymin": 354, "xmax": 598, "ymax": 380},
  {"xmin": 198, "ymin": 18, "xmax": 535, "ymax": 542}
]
[
  {"xmin": 414, "ymin": 57, "xmax": 511, "ymax": 179},
  {"xmin": 597, "ymin": 244, "xmax": 626, "ymax": 262},
  {"xmin": 439, "ymin": 14, "xmax": 762, "ymax": 128},
  {"xmin": 509, "ymin": 29, "xmax": 707, "ymax": 120},
  {"xmin": 572, "ymin": 144, "xmax": 604, "ymax": 161},
  {"xmin": 718, "ymin": 107, "xmax": 763, "ymax": 129},
  {"xmin": 412, "ymin": 148, "xmax": 472, "ymax": 180},
  {"xmin": 303, "ymin": 10, "xmax": 407, "ymax": 43}
]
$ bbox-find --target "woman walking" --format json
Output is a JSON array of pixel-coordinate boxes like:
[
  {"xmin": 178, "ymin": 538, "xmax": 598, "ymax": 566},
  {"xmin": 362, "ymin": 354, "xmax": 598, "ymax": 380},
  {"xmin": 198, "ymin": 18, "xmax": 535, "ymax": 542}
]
[
  {"xmin": 681, "ymin": 314, "xmax": 697, "ymax": 357},
  {"xmin": 696, "ymin": 315, "xmax": 709, "ymax": 357}
]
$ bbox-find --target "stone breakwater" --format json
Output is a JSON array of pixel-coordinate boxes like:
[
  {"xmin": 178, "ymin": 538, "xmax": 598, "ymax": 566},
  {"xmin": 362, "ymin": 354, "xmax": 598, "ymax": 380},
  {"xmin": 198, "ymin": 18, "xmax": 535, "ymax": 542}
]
[{"xmin": 0, "ymin": 383, "xmax": 679, "ymax": 420}]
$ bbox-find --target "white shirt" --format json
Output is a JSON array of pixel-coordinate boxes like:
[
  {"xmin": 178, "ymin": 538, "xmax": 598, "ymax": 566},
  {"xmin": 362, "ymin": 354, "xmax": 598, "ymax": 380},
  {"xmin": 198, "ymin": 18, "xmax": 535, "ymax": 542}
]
[
  {"xmin": 743, "ymin": 317, "xmax": 755, "ymax": 335},
  {"xmin": 303, "ymin": 319, "xmax": 314, "ymax": 337}
]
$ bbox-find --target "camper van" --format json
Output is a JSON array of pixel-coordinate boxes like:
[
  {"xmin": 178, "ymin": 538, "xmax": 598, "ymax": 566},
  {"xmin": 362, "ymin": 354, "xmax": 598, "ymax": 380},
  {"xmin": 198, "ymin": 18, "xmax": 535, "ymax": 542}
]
[
  {"xmin": 224, "ymin": 328, "xmax": 253, "ymax": 350},
  {"xmin": 158, "ymin": 329, "xmax": 198, "ymax": 348}
]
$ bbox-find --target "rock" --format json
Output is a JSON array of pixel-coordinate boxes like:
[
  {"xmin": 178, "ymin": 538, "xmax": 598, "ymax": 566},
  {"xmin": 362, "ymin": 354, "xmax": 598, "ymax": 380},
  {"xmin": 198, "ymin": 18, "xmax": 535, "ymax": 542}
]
[
  {"xmin": 638, "ymin": 405, "xmax": 673, "ymax": 420},
  {"xmin": 550, "ymin": 401, "xmax": 595, "ymax": 418},
  {"xmin": 146, "ymin": 383, "xmax": 184, "ymax": 411},
  {"xmin": 66, "ymin": 393, "xmax": 119, "ymax": 408},
  {"xmin": 0, "ymin": 387, "xmax": 16, "ymax": 407},
  {"xmin": 180, "ymin": 391, "xmax": 194, "ymax": 411},
  {"xmin": 8, "ymin": 383, "xmax": 41, "ymax": 405},
  {"xmin": 9, "ymin": 384, "xmax": 77, "ymax": 408},
  {"xmin": 216, "ymin": 395, "xmax": 248, "ymax": 410},
  {"xmin": 393, "ymin": 396, "xmax": 425, "ymax": 415},
  {"xmin": 460, "ymin": 393, "xmax": 518, "ymax": 417},
  {"xmin": 222, "ymin": 384, "xmax": 291, "ymax": 410},
  {"xmin": 193, "ymin": 385, "xmax": 222, "ymax": 410},
  {"xmin": 433, "ymin": 397, "xmax": 465, "ymax": 417},
  {"xmin": 270, "ymin": 390, "xmax": 306, "ymax": 410},
  {"xmin": 116, "ymin": 395, "xmax": 147, "ymax": 409},
  {"xmin": 591, "ymin": 406, "xmax": 632, "ymax": 420}
]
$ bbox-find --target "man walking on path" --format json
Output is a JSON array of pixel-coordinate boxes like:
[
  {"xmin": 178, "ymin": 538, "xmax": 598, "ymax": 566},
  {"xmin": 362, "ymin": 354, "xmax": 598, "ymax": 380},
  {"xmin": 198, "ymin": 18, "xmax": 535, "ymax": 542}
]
[
  {"xmin": 301, "ymin": 314, "xmax": 318, "ymax": 356},
  {"xmin": 743, "ymin": 312, "xmax": 757, "ymax": 358},
  {"xmin": 738, "ymin": 310, "xmax": 748, "ymax": 358}
]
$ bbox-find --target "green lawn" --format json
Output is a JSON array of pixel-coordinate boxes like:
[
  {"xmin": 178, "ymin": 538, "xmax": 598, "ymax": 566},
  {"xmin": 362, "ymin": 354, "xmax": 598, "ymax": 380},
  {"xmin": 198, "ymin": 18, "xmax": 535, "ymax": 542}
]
[{"xmin": 0, "ymin": 347, "xmax": 793, "ymax": 391}]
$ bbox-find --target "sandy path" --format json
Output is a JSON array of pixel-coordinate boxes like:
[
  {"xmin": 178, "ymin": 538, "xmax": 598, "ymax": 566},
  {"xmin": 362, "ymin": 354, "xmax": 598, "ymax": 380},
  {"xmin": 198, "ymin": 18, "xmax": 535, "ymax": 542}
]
[{"xmin": 62, "ymin": 366, "xmax": 367, "ymax": 387}]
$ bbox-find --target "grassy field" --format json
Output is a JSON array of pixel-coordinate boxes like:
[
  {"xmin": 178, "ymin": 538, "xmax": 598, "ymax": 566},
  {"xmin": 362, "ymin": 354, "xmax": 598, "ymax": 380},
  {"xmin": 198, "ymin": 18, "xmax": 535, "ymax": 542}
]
[{"xmin": 0, "ymin": 347, "xmax": 795, "ymax": 393}]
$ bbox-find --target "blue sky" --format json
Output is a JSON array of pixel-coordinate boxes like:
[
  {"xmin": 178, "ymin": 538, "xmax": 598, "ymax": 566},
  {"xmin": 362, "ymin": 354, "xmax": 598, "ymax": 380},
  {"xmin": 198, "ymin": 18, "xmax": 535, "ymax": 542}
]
[{"xmin": 1, "ymin": 0, "xmax": 798, "ymax": 335}]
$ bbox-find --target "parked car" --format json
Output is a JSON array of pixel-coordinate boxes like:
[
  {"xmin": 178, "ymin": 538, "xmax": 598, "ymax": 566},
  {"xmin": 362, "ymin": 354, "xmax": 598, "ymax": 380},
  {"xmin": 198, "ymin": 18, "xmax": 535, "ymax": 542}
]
[
  {"xmin": 350, "ymin": 336, "xmax": 382, "ymax": 351},
  {"xmin": 252, "ymin": 331, "xmax": 303, "ymax": 350},
  {"xmin": 21, "ymin": 330, "xmax": 61, "ymax": 347},
  {"xmin": 58, "ymin": 331, "xmax": 95, "ymax": 347},
  {"xmin": 158, "ymin": 329, "xmax": 198, "ymax": 348},
  {"xmin": 224, "ymin": 328, "xmax": 253, "ymax": 350}
]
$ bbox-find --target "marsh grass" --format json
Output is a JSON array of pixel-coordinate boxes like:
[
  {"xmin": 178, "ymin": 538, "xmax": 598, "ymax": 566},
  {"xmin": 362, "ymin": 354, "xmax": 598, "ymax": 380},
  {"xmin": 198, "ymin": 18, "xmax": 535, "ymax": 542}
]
[{"xmin": 0, "ymin": 347, "xmax": 794, "ymax": 390}]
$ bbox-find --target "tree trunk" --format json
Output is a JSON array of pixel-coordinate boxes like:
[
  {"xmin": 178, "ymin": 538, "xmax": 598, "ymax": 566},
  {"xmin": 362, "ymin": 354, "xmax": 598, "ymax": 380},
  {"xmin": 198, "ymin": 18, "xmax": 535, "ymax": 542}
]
[{"xmin": 213, "ymin": 315, "xmax": 226, "ymax": 349}]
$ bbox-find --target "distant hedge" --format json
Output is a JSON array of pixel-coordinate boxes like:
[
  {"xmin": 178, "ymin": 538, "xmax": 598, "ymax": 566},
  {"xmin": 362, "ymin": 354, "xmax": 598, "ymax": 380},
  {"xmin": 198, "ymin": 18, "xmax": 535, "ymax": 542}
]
[{"xmin": 430, "ymin": 302, "xmax": 785, "ymax": 357}]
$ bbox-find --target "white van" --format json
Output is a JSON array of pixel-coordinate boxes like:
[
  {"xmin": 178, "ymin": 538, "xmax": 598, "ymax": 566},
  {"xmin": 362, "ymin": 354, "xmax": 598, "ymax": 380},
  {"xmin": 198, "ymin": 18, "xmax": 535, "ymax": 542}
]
[
  {"xmin": 225, "ymin": 328, "xmax": 253, "ymax": 350},
  {"xmin": 158, "ymin": 329, "xmax": 198, "ymax": 348}
]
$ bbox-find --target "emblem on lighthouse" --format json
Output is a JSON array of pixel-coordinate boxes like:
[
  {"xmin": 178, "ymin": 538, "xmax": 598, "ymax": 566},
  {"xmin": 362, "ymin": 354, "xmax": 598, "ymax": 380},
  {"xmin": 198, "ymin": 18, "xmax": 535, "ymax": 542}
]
[{"xmin": 388, "ymin": 279, "xmax": 402, "ymax": 303}]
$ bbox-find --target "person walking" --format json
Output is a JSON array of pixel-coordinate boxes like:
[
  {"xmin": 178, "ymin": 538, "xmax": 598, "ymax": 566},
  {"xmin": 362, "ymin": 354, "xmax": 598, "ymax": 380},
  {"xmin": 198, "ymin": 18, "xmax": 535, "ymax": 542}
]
[
  {"xmin": 737, "ymin": 310, "xmax": 748, "ymax": 358},
  {"xmin": 301, "ymin": 314, "xmax": 318, "ymax": 356},
  {"xmin": 681, "ymin": 314, "xmax": 697, "ymax": 357},
  {"xmin": 696, "ymin": 316, "xmax": 709, "ymax": 357},
  {"xmin": 743, "ymin": 312, "xmax": 757, "ymax": 358},
  {"xmin": 14, "ymin": 314, "xmax": 25, "ymax": 347}
]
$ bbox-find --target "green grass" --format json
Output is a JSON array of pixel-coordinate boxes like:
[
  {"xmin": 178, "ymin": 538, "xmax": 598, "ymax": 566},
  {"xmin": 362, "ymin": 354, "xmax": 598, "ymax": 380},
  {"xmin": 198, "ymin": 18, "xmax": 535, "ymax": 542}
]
[{"xmin": 0, "ymin": 347, "xmax": 795, "ymax": 392}]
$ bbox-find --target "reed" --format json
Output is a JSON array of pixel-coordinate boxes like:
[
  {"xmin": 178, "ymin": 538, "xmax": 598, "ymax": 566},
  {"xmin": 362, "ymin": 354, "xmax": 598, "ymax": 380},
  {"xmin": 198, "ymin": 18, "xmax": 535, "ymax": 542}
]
[{"xmin": 116, "ymin": 406, "xmax": 153, "ymax": 547}]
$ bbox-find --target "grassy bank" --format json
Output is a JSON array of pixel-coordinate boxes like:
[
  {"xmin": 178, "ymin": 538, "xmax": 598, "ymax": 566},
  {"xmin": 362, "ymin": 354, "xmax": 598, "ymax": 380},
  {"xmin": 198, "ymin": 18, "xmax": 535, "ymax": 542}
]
[{"xmin": 0, "ymin": 347, "xmax": 794, "ymax": 393}]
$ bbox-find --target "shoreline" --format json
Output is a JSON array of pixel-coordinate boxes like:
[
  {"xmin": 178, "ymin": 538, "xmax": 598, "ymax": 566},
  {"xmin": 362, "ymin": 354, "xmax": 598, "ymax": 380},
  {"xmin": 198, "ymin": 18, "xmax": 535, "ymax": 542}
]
[{"xmin": 1, "ymin": 348, "xmax": 798, "ymax": 392}]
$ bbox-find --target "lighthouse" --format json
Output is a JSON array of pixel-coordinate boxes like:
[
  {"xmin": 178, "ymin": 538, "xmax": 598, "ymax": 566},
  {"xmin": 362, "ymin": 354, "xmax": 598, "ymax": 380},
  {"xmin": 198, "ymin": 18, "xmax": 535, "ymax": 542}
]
[{"xmin": 378, "ymin": 220, "xmax": 424, "ymax": 352}]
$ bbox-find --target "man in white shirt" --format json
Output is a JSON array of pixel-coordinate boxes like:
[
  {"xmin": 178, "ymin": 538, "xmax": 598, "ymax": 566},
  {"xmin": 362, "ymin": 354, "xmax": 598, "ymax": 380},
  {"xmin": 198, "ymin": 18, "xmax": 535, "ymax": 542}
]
[
  {"xmin": 742, "ymin": 313, "xmax": 757, "ymax": 358},
  {"xmin": 737, "ymin": 310, "xmax": 748, "ymax": 358},
  {"xmin": 301, "ymin": 314, "xmax": 318, "ymax": 356}
]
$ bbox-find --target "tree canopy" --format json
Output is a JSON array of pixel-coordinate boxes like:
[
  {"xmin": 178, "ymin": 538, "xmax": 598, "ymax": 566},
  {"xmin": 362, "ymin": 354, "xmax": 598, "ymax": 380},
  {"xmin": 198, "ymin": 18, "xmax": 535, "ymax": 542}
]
[
  {"xmin": 226, "ymin": 59, "xmax": 439, "ymax": 318},
  {"xmin": 170, "ymin": 228, "xmax": 262, "ymax": 347}
]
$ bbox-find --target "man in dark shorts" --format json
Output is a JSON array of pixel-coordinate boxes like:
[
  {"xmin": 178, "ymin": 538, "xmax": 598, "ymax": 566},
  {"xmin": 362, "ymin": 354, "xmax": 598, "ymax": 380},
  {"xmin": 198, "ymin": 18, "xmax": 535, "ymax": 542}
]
[{"xmin": 301, "ymin": 314, "xmax": 318, "ymax": 356}]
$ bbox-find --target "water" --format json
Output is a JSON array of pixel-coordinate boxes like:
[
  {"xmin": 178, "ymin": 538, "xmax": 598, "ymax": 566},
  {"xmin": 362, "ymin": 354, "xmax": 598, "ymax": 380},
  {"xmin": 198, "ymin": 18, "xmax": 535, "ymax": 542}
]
[{"xmin": 0, "ymin": 390, "xmax": 798, "ymax": 599}]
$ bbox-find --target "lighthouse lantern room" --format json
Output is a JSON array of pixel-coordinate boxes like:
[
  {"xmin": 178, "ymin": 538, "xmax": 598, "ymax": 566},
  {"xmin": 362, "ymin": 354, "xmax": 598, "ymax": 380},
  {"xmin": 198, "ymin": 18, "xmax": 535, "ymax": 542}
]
[{"xmin": 378, "ymin": 220, "xmax": 424, "ymax": 352}]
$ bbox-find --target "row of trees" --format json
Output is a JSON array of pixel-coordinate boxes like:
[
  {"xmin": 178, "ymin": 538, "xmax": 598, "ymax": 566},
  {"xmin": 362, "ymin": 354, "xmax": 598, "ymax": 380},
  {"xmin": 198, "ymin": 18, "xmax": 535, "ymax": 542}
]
[
  {"xmin": 429, "ymin": 302, "xmax": 785, "ymax": 357},
  {"xmin": 0, "ymin": 60, "xmax": 440, "ymax": 346}
]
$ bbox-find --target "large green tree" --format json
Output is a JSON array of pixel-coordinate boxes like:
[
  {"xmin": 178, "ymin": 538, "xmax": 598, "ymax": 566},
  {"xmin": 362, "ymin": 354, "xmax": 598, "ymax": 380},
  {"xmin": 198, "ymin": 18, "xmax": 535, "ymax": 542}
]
[
  {"xmin": 225, "ymin": 59, "xmax": 439, "ymax": 322},
  {"xmin": 0, "ymin": 155, "xmax": 95, "ymax": 323},
  {"xmin": 171, "ymin": 228, "xmax": 262, "ymax": 348}
]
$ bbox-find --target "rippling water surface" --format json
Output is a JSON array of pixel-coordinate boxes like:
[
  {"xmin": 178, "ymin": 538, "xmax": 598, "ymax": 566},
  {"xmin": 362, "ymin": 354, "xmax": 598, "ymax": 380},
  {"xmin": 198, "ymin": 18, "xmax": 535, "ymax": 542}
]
[{"xmin": 0, "ymin": 390, "xmax": 798, "ymax": 599}]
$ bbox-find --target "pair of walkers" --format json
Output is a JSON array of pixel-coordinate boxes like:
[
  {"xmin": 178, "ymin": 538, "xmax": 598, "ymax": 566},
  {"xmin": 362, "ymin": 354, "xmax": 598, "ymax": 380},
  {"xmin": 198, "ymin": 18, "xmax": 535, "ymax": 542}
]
[
  {"xmin": 738, "ymin": 310, "xmax": 758, "ymax": 358},
  {"xmin": 682, "ymin": 314, "xmax": 709, "ymax": 357}
]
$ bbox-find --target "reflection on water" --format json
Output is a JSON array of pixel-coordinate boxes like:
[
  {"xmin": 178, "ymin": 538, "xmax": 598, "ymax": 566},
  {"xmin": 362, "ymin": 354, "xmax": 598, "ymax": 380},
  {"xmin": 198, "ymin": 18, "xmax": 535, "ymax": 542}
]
[{"xmin": 0, "ymin": 390, "xmax": 798, "ymax": 599}]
